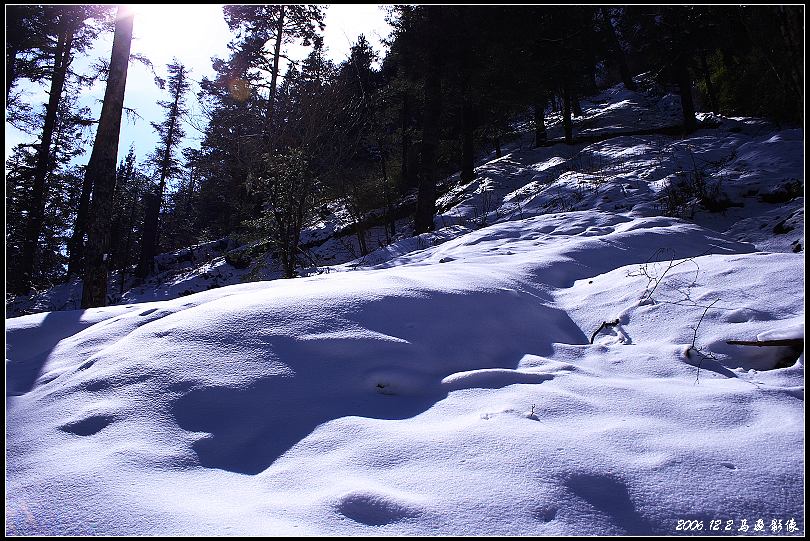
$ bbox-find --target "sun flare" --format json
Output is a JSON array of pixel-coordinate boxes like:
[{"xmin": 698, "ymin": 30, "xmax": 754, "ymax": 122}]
[{"xmin": 122, "ymin": 4, "xmax": 228, "ymax": 63}]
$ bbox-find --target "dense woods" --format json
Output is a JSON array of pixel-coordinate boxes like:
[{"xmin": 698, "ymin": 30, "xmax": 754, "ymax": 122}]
[{"xmin": 5, "ymin": 5, "xmax": 804, "ymax": 307}]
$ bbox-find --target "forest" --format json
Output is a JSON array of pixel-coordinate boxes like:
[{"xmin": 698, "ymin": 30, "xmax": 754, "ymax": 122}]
[{"xmin": 5, "ymin": 5, "xmax": 804, "ymax": 308}]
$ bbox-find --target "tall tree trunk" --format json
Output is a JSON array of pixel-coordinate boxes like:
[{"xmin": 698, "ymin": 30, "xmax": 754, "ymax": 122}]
[
  {"xmin": 534, "ymin": 100, "xmax": 547, "ymax": 147},
  {"xmin": 264, "ymin": 5, "xmax": 285, "ymax": 139},
  {"xmin": 378, "ymin": 143, "xmax": 396, "ymax": 242},
  {"xmin": 140, "ymin": 67, "xmax": 184, "ymax": 271},
  {"xmin": 18, "ymin": 26, "xmax": 74, "ymax": 292},
  {"xmin": 185, "ymin": 163, "xmax": 195, "ymax": 216},
  {"xmin": 699, "ymin": 51, "xmax": 718, "ymax": 113},
  {"xmin": 355, "ymin": 225, "xmax": 368, "ymax": 257},
  {"xmin": 349, "ymin": 185, "xmax": 368, "ymax": 257},
  {"xmin": 572, "ymin": 95, "xmax": 583, "ymax": 117},
  {"xmin": 67, "ymin": 170, "xmax": 93, "ymax": 276},
  {"xmin": 674, "ymin": 59, "xmax": 697, "ymax": 133},
  {"xmin": 460, "ymin": 99, "xmax": 475, "ymax": 183},
  {"xmin": 414, "ymin": 17, "xmax": 442, "ymax": 235},
  {"xmin": 776, "ymin": 5, "xmax": 803, "ymax": 111},
  {"xmin": 600, "ymin": 7, "xmax": 636, "ymax": 91},
  {"xmin": 81, "ymin": 8, "xmax": 134, "ymax": 308},
  {"xmin": 156, "ymin": 74, "xmax": 182, "ymax": 201},
  {"xmin": 136, "ymin": 191, "xmax": 159, "ymax": 279},
  {"xmin": 120, "ymin": 199, "xmax": 137, "ymax": 295},
  {"xmin": 562, "ymin": 85, "xmax": 573, "ymax": 144},
  {"xmin": 399, "ymin": 90, "xmax": 413, "ymax": 196}
]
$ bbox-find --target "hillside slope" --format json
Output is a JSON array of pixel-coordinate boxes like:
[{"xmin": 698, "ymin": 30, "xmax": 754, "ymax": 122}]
[{"xmin": 6, "ymin": 83, "xmax": 804, "ymax": 535}]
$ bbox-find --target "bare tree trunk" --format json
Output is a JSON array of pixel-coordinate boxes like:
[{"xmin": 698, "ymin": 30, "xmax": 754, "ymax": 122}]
[
  {"xmin": 399, "ymin": 90, "xmax": 413, "ymax": 196},
  {"xmin": 414, "ymin": 20, "xmax": 442, "ymax": 235},
  {"xmin": 776, "ymin": 6, "xmax": 803, "ymax": 110},
  {"xmin": 81, "ymin": 8, "xmax": 134, "ymax": 308},
  {"xmin": 699, "ymin": 50, "xmax": 718, "ymax": 113},
  {"xmin": 675, "ymin": 59, "xmax": 697, "ymax": 133},
  {"xmin": 572, "ymin": 94, "xmax": 583, "ymax": 117},
  {"xmin": 534, "ymin": 100, "xmax": 547, "ymax": 147},
  {"xmin": 136, "ymin": 191, "xmax": 159, "ymax": 279},
  {"xmin": 139, "ymin": 66, "xmax": 185, "ymax": 274},
  {"xmin": 562, "ymin": 85, "xmax": 573, "ymax": 144},
  {"xmin": 460, "ymin": 99, "xmax": 475, "ymax": 183},
  {"xmin": 264, "ymin": 5, "xmax": 285, "ymax": 139},
  {"xmin": 600, "ymin": 7, "xmax": 636, "ymax": 91},
  {"xmin": 378, "ymin": 144, "xmax": 396, "ymax": 242},
  {"xmin": 350, "ymin": 185, "xmax": 368, "ymax": 256},
  {"xmin": 19, "ymin": 26, "xmax": 75, "ymax": 292},
  {"xmin": 185, "ymin": 162, "xmax": 195, "ymax": 216},
  {"xmin": 67, "ymin": 170, "xmax": 93, "ymax": 276},
  {"xmin": 119, "ymin": 199, "xmax": 137, "ymax": 295}
]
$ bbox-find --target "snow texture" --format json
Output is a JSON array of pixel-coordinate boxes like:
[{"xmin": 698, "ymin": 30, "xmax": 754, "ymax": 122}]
[{"xmin": 6, "ymin": 80, "xmax": 804, "ymax": 536}]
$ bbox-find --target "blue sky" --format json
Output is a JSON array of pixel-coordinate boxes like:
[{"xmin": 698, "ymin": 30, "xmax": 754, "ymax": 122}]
[{"xmin": 5, "ymin": 4, "xmax": 393, "ymax": 179}]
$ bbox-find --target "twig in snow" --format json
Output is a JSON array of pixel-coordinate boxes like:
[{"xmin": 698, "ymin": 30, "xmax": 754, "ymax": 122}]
[
  {"xmin": 590, "ymin": 318, "xmax": 621, "ymax": 344},
  {"xmin": 686, "ymin": 298, "xmax": 720, "ymax": 384}
]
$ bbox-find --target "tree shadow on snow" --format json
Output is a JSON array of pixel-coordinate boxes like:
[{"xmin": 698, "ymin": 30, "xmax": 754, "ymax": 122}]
[
  {"xmin": 172, "ymin": 289, "xmax": 588, "ymax": 475},
  {"xmin": 172, "ymin": 373, "xmax": 448, "ymax": 475},
  {"xmin": 6, "ymin": 309, "xmax": 88, "ymax": 398},
  {"xmin": 566, "ymin": 473, "xmax": 652, "ymax": 535}
]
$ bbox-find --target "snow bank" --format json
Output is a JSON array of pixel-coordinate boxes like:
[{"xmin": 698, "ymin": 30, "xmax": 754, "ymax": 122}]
[
  {"xmin": 6, "ymin": 210, "xmax": 803, "ymax": 535},
  {"xmin": 6, "ymin": 80, "xmax": 803, "ymax": 535}
]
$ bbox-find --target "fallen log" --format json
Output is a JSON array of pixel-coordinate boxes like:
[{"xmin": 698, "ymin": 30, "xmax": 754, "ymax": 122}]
[{"xmin": 726, "ymin": 339, "xmax": 804, "ymax": 348}]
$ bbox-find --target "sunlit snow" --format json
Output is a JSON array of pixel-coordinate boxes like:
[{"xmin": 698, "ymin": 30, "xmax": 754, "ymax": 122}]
[{"xmin": 6, "ymin": 81, "xmax": 804, "ymax": 535}]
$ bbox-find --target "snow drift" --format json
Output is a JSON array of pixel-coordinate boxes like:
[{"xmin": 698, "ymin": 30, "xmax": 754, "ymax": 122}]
[{"xmin": 6, "ymin": 82, "xmax": 804, "ymax": 535}]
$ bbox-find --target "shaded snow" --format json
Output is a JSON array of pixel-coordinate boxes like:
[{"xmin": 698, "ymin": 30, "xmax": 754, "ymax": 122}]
[{"xmin": 5, "ymin": 80, "xmax": 804, "ymax": 535}]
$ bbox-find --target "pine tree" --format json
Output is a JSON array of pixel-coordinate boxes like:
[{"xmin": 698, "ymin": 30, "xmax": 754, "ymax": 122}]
[
  {"xmin": 222, "ymin": 5, "xmax": 325, "ymax": 139},
  {"xmin": 17, "ymin": 5, "xmax": 110, "ymax": 292},
  {"xmin": 81, "ymin": 7, "xmax": 134, "ymax": 308},
  {"xmin": 6, "ymin": 5, "xmax": 50, "ymax": 102},
  {"xmin": 137, "ymin": 60, "xmax": 190, "ymax": 279}
]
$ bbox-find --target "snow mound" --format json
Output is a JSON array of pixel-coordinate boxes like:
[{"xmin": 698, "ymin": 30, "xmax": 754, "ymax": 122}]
[
  {"xmin": 6, "ymin": 81, "xmax": 804, "ymax": 535},
  {"xmin": 7, "ymin": 209, "xmax": 804, "ymax": 535}
]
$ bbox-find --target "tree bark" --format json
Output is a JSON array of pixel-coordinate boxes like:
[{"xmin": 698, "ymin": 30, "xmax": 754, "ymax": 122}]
[
  {"xmin": 136, "ymin": 191, "xmax": 160, "ymax": 279},
  {"xmin": 726, "ymin": 339, "xmax": 804, "ymax": 348},
  {"xmin": 533, "ymin": 100, "xmax": 547, "ymax": 147},
  {"xmin": 264, "ymin": 5, "xmax": 285, "ymax": 139},
  {"xmin": 185, "ymin": 162, "xmax": 195, "ymax": 216},
  {"xmin": 67, "ymin": 168, "xmax": 93, "ymax": 277},
  {"xmin": 572, "ymin": 95, "xmax": 583, "ymax": 117},
  {"xmin": 19, "ymin": 25, "xmax": 75, "ymax": 292},
  {"xmin": 460, "ymin": 99, "xmax": 475, "ymax": 183},
  {"xmin": 600, "ymin": 7, "xmax": 636, "ymax": 91},
  {"xmin": 378, "ymin": 143, "xmax": 396, "ymax": 242},
  {"xmin": 140, "ymin": 66, "xmax": 184, "ymax": 271},
  {"xmin": 562, "ymin": 85, "xmax": 573, "ymax": 144},
  {"xmin": 119, "ymin": 198, "xmax": 137, "ymax": 295},
  {"xmin": 675, "ymin": 58, "xmax": 697, "ymax": 133},
  {"xmin": 699, "ymin": 50, "xmax": 718, "ymax": 113},
  {"xmin": 399, "ymin": 90, "xmax": 413, "ymax": 196},
  {"xmin": 81, "ymin": 8, "xmax": 134, "ymax": 308},
  {"xmin": 414, "ymin": 16, "xmax": 442, "ymax": 234}
]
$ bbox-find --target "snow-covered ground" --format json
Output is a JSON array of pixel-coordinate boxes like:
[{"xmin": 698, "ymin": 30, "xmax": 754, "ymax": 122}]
[{"xmin": 6, "ymin": 82, "xmax": 804, "ymax": 535}]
